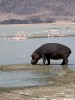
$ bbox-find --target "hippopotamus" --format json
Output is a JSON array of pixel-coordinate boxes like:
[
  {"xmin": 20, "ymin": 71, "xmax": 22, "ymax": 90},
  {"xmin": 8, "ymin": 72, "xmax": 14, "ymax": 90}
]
[{"xmin": 31, "ymin": 43, "xmax": 71, "ymax": 65}]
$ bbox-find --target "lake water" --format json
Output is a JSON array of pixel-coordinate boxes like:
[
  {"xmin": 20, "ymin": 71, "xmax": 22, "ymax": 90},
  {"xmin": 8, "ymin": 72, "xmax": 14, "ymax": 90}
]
[{"xmin": 0, "ymin": 24, "xmax": 75, "ymax": 88}]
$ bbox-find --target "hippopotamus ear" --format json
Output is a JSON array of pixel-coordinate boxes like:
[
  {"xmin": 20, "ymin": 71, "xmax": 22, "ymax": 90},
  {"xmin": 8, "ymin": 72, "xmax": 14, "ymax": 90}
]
[{"xmin": 31, "ymin": 52, "xmax": 36, "ymax": 57}]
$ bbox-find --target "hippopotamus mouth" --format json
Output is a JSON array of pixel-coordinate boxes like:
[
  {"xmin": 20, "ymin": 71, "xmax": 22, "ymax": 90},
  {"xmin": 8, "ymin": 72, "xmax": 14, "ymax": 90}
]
[{"xmin": 31, "ymin": 60, "xmax": 38, "ymax": 65}]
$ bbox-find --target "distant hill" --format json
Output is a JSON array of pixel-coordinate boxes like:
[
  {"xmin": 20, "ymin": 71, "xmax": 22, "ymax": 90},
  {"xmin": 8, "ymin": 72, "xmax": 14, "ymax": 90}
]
[{"xmin": 0, "ymin": 0, "xmax": 75, "ymax": 24}]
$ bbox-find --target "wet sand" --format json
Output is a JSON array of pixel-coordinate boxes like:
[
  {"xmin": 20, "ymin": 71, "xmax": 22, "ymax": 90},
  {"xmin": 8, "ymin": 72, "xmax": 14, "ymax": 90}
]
[{"xmin": 0, "ymin": 64, "xmax": 75, "ymax": 100}]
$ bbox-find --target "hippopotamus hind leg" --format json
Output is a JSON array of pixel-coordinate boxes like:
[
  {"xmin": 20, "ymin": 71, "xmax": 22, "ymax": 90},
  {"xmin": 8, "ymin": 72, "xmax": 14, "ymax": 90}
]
[
  {"xmin": 61, "ymin": 58, "xmax": 68, "ymax": 65},
  {"xmin": 46, "ymin": 58, "xmax": 50, "ymax": 65}
]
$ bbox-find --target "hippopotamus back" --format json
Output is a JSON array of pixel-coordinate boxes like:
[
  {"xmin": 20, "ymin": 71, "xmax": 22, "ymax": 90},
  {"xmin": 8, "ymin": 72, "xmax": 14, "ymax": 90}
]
[{"xmin": 35, "ymin": 43, "xmax": 71, "ymax": 55}]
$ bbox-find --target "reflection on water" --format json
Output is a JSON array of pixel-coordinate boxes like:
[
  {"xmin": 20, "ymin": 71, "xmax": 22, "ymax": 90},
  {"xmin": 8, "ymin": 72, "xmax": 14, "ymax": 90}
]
[{"xmin": 0, "ymin": 65, "xmax": 69, "ymax": 88}]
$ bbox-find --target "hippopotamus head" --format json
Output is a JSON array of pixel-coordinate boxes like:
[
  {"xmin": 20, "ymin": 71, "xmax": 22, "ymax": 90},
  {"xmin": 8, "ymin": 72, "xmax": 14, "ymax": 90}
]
[{"xmin": 31, "ymin": 52, "xmax": 40, "ymax": 65}]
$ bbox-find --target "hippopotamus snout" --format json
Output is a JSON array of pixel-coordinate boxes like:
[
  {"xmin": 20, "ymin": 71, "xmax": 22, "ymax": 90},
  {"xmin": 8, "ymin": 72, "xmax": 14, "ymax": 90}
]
[
  {"xmin": 31, "ymin": 60, "xmax": 38, "ymax": 65},
  {"xmin": 31, "ymin": 52, "xmax": 39, "ymax": 64}
]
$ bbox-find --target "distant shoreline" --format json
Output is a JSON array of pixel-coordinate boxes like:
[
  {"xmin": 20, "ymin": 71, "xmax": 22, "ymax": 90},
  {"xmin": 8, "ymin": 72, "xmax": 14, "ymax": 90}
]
[{"xmin": 0, "ymin": 21, "xmax": 75, "ymax": 27}]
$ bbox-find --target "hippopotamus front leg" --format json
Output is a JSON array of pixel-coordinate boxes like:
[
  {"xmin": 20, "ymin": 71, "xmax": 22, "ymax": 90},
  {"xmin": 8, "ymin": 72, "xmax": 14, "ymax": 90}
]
[
  {"xmin": 42, "ymin": 55, "xmax": 50, "ymax": 65},
  {"xmin": 42, "ymin": 55, "xmax": 46, "ymax": 65}
]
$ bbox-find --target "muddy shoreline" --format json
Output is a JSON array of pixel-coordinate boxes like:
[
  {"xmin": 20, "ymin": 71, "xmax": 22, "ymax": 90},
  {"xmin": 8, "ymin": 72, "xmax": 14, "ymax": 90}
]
[{"xmin": 0, "ymin": 64, "xmax": 75, "ymax": 100}]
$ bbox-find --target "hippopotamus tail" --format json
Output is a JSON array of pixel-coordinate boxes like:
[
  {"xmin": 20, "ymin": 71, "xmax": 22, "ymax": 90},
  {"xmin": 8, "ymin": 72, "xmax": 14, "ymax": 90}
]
[{"xmin": 69, "ymin": 49, "xmax": 71, "ymax": 54}]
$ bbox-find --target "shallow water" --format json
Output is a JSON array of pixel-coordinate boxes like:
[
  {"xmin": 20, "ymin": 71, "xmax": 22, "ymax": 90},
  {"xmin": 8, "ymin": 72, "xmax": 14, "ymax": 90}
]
[
  {"xmin": 0, "ymin": 24, "xmax": 75, "ymax": 88},
  {"xmin": 0, "ymin": 65, "xmax": 69, "ymax": 88},
  {"xmin": 0, "ymin": 70, "xmax": 45, "ymax": 87}
]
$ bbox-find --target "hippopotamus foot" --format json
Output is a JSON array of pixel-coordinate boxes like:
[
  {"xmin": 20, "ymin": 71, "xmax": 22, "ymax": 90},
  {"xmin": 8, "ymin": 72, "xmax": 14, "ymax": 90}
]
[{"xmin": 46, "ymin": 63, "xmax": 50, "ymax": 65}]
